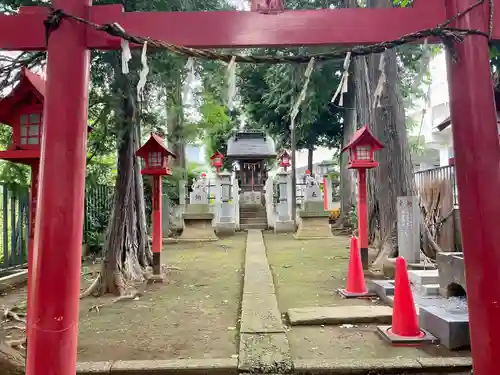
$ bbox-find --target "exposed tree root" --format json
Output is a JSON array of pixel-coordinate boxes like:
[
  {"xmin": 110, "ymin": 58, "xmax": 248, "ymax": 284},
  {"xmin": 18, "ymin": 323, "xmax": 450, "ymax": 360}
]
[
  {"xmin": 89, "ymin": 290, "xmax": 143, "ymax": 313},
  {"xmin": 3, "ymin": 325, "xmax": 25, "ymax": 332},
  {"xmin": 0, "ymin": 341, "xmax": 25, "ymax": 375},
  {"xmin": 79, "ymin": 274, "xmax": 102, "ymax": 299},
  {"xmin": 5, "ymin": 339, "xmax": 25, "ymax": 350},
  {"xmin": 163, "ymin": 265, "xmax": 181, "ymax": 271},
  {"xmin": 3, "ymin": 310, "xmax": 26, "ymax": 324}
]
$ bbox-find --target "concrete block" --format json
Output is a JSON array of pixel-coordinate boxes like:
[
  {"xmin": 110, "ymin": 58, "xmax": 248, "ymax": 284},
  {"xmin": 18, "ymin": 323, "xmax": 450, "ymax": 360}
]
[
  {"xmin": 215, "ymin": 221, "xmax": 236, "ymax": 235},
  {"xmin": 287, "ymin": 305, "xmax": 392, "ymax": 326},
  {"xmin": 77, "ymin": 362, "xmax": 113, "ymax": 375},
  {"xmin": 0, "ymin": 269, "xmax": 28, "ymax": 291},
  {"xmin": 274, "ymin": 220, "xmax": 294, "ymax": 233},
  {"xmin": 419, "ymin": 305, "xmax": 470, "ymax": 350},
  {"xmin": 369, "ymin": 279, "xmax": 395, "ymax": 298},
  {"xmin": 436, "ymin": 252, "xmax": 466, "ymax": 295},
  {"xmin": 294, "ymin": 358, "xmax": 423, "ymax": 374},
  {"xmin": 418, "ymin": 283, "xmax": 440, "ymax": 296},
  {"xmin": 408, "ymin": 269, "xmax": 439, "ymax": 286},
  {"xmin": 294, "ymin": 217, "xmax": 333, "ymax": 240}
]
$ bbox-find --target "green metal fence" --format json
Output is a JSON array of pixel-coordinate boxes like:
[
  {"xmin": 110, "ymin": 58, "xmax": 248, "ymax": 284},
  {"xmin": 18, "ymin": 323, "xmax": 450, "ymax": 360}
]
[
  {"xmin": 83, "ymin": 184, "xmax": 115, "ymax": 252},
  {"xmin": 0, "ymin": 183, "xmax": 114, "ymax": 268},
  {"xmin": 0, "ymin": 185, "xmax": 29, "ymax": 269}
]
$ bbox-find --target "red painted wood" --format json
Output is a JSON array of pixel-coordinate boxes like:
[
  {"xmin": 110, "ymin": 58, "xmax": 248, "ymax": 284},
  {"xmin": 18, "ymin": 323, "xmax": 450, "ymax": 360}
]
[
  {"xmin": 445, "ymin": 0, "xmax": 500, "ymax": 373},
  {"xmin": 26, "ymin": 161, "xmax": 39, "ymax": 349},
  {"xmin": 25, "ymin": 0, "xmax": 91, "ymax": 374},
  {"xmin": 1, "ymin": 3, "xmax": 449, "ymax": 50},
  {"xmin": 87, "ymin": 4, "xmax": 446, "ymax": 48},
  {"xmin": 357, "ymin": 169, "xmax": 368, "ymax": 251},
  {"xmin": 152, "ymin": 175, "xmax": 162, "ymax": 257}
]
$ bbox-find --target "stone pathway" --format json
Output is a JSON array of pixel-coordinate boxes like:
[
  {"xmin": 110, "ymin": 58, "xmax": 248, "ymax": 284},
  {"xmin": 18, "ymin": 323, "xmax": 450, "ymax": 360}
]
[{"xmin": 238, "ymin": 230, "xmax": 292, "ymax": 373}]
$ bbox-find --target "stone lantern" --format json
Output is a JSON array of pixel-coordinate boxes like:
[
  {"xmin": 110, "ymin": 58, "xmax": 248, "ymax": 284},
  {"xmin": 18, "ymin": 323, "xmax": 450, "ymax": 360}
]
[
  {"xmin": 136, "ymin": 133, "xmax": 176, "ymax": 281},
  {"xmin": 342, "ymin": 125, "xmax": 384, "ymax": 269}
]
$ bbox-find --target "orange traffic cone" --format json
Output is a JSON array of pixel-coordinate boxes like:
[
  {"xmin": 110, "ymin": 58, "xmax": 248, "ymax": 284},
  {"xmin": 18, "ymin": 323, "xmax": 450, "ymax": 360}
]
[
  {"xmin": 338, "ymin": 236, "xmax": 374, "ymax": 298},
  {"xmin": 376, "ymin": 257, "xmax": 437, "ymax": 345}
]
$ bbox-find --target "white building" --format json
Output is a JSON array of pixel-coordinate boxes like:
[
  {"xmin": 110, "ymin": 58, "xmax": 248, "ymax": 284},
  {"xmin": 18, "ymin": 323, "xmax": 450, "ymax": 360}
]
[{"xmin": 409, "ymin": 52, "xmax": 500, "ymax": 171}]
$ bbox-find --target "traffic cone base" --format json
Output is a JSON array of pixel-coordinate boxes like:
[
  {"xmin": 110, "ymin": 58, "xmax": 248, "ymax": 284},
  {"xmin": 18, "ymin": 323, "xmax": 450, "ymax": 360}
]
[
  {"xmin": 338, "ymin": 236, "xmax": 374, "ymax": 299},
  {"xmin": 376, "ymin": 257, "xmax": 439, "ymax": 346},
  {"xmin": 338, "ymin": 288, "xmax": 376, "ymax": 298},
  {"xmin": 376, "ymin": 325, "xmax": 438, "ymax": 346}
]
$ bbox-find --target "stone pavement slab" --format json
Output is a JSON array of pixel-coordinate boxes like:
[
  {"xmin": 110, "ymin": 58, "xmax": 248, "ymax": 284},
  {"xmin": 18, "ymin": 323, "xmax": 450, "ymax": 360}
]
[
  {"xmin": 239, "ymin": 333, "xmax": 293, "ymax": 373},
  {"xmin": 287, "ymin": 305, "xmax": 393, "ymax": 326},
  {"xmin": 238, "ymin": 230, "xmax": 292, "ymax": 373},
  {"xmin": 76, "ymin": 359, "xmax": 238, "ymax": 375},
  {"xmin": 110, "ymin": 359, "xmax": 238, "ymax": 375},
  {"xmin": 240, "ymin": 292, "xmax": 285, "ymax": 333},
  {"xmin": 243, "ymin": 263, "xmax": 275, "ymax": 295}
]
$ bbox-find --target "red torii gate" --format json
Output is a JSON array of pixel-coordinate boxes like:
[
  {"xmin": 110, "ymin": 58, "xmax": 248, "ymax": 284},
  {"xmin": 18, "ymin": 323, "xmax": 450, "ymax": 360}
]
[{"xmin": 1, "ymin": 0, "xmax": 500, "ymax": 374}]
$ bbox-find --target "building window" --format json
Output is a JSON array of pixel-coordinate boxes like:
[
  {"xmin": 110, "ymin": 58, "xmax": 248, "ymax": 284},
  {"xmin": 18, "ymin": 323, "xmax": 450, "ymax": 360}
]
[
  {"xmin": 20, "ymin": 113, "xmax": 41, "ymax": 145},
  {"xmin": 148, "ymin": 152, "xmax": 162, "ymax": 168}
]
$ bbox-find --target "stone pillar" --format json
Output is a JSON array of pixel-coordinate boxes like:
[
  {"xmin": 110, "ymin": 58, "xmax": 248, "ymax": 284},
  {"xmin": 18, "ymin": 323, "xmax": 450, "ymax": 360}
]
[
  {"xmin": 233, "ymin": 178, "xmax": 240, "ymax": 230},
  {"xmin": 179, "ymin": 180, "xmax": 186, "ymax": 210},
  {"xmin": 275, "ymin": 170, "xmax": 294, "ymax": 233},
  {"xmin": 397, "ymin": 196, "xmax": 420, "ymax": 264},
  {"xmin": 294, "ymin": 176, "xmax": 333, "ymax": 239},
  {"xmin": 215, "ymin": 172, "xmax": 236, "ymax": 235}
]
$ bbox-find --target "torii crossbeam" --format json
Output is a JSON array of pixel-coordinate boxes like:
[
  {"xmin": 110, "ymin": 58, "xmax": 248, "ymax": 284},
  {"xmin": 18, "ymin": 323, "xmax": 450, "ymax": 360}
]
[{"xmin": 1, "ymin": 0, "xmax": 500, "ymax": 374}]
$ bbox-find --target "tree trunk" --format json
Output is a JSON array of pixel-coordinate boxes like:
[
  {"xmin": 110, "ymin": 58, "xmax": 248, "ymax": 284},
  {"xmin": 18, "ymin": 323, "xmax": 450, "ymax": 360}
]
[
  {"xmin": 338, "ymin": 67, "xmax": 357, "ymax": 227},
  {"xmin": 167, "ymin": 71, "xmax": 186, "ymax": 170},
  {"xmin": 353, "ymin": 0, "xmax": 416, "ymax": 269},
  {"xmin": 307, "ymin": 146, "xmax": 313, "ymax": 174},
  {"xmin": 98, "ymin": 70, "xmax": 152, "ymax": 296}
]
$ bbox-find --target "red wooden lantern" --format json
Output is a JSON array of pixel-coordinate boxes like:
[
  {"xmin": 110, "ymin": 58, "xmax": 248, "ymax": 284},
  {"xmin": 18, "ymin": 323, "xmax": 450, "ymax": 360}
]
[
  {"xmin": 0, "ymin": 67, "xmax": 92, "ymax": 163},
  {"xmin": 210, "ymin": 151, "xmax": 224, "ymax": 173},
  {"xmin": 341, "ymin": 125, "xmax": 384, "ymax": 170},
  {"xmin": 136, "ymin": 133, "xmax": 176, "ymax": 176},
  {"xmin": 278, "ymin": 150, "xmax": 291, "ymax": 171},
  {"xmin": 341, "ymin": 125, "xmax": 384, "ymax": 271}
]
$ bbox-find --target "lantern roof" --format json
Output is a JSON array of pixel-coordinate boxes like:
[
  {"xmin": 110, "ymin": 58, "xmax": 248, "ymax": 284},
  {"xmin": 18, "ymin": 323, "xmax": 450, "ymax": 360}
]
[
  {"xmin": 210, "ymin": 151, "xmax": 224, "ymax": 160},
  {"xmin": 136, "ymin": 133, "xmax": 176, "ymax": 159},
  {"xmin": 341, "ymin": 125, "xmax": 384, "ymax": 153},
  {"xmin": 0, "ymin": 67, "xmax": 45, "ymax": 125},
  {"xmin": 278, "ymin": 149, "xmax": 291, "ymax": 158}
]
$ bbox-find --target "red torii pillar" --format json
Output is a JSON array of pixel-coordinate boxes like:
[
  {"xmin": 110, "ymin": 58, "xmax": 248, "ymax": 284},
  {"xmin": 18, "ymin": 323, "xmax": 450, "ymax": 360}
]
[{"xmin": 1, "ymin": 0, "xmax": 500, "ymax": 374}]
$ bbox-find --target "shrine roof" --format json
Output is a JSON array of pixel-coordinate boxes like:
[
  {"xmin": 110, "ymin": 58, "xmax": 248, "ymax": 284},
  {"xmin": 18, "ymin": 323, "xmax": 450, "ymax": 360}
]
[
  {"xmin": 227, "ymin": 131, "xmax": 276, "ymax": 159},
  {"xmin": 0, "ymin": 67, "xmax": 45, "ymax": 124},
  {"xmin": 341, "ymin": 125, "xmax": 384, "ymax": 152}
]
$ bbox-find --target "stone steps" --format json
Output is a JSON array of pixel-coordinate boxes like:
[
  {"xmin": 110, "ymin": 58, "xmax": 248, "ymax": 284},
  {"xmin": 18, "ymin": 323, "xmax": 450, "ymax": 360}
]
[
  {"xmin": 240, "ymin": 214, "xmax": 267, "ymax": 220},
  {"xmin": 240, "ymin": 223, "xmax": 268, "ymax": 230},
  {"xmin": 241, "ymin": 217, "xmax": 268, "ymax": 224}
]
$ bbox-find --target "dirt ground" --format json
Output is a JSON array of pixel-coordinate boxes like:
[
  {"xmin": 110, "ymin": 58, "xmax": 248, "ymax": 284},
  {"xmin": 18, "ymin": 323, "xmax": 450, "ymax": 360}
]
[
  {"xmin": 263, "ymin": 233, "xmax": 471, "ymax": 361},
  {"xmin": 0, "ymin": 233, "xmax": 246, "ymax": 361}
]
